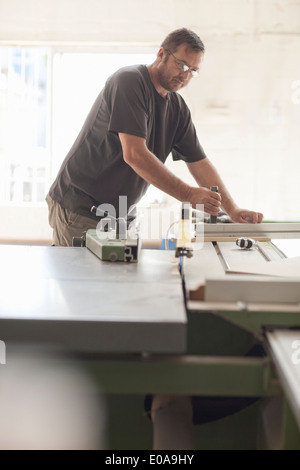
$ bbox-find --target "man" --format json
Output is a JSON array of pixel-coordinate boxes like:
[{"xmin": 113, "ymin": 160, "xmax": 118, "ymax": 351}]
[
  {"xmin": 46, "ymin": 28, "xmax": 263, "ymax": 246},
  {"xmin": 47, "ymin": 28, "xmax": 264, "ymax": 449}
]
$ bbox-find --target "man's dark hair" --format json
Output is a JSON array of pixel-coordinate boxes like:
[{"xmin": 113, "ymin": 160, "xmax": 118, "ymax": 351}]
[{"xmin": 161, "ymin": 28, "xmax": 205, "ymax": 54}]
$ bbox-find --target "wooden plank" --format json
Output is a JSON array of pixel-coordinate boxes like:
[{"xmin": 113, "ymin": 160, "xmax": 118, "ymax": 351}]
[
  {"xmin": 183, "ymin": 242, "xmax": 225, "ymax": 292},
  {"xmin": 205, "ymin": 276, "xmax": 300, "ymax": 303},
  {"xmin": 226, "ymin": 256, "xmax": 300, "ymax": 278}
]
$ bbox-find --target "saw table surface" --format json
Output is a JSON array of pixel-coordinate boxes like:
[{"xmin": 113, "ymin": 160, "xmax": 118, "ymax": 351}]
[{"xmin": 0, "ymin": 245, "xmax": 186, "ymax": 354}]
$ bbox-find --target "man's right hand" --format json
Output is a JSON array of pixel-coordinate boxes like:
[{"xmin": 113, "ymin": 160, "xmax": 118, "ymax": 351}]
[{"xmin": 186, "ymin": 186, "xmax": 222, "ymax": 215}]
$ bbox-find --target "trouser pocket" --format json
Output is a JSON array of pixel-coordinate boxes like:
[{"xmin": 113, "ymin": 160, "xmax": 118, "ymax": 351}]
[{"xmin": 46, "ymin": 194, "xmax": 79, "ymax": 228}]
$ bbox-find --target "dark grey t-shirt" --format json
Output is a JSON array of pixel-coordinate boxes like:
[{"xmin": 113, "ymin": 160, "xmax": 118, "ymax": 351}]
[{"xmin": 49, "ymin": 64, "xmax": 206, "ymax": 219}]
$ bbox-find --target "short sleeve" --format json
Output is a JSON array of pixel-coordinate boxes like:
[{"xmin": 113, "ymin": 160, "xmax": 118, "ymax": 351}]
[
  {"xmin": 106, "ymin": 68, "xmax": 149, "ymax": 139},
  {"xmin": 171, "ymin": 100, "xmax": 207, "ymax": 163}
]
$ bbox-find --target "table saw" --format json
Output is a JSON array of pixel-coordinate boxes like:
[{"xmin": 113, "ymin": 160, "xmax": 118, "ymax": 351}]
[{"xmin": 0, "ymin": 222, "xmax": 300, "ymax": 449}]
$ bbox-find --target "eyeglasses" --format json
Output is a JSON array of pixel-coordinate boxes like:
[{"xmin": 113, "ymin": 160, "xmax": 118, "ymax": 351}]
[{"xmin": 165, "ymin": 49, "xmax": 199, "ymax": 78}]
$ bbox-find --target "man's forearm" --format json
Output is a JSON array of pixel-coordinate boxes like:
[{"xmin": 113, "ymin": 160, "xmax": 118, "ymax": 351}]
[{"xmin": 120, "ymin": 134, "xmax": 191, "ymax": 201}]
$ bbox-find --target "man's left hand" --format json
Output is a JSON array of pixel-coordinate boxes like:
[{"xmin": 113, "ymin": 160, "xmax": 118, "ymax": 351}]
[{"xmin": 229, "ymin": 209, "xmax": 264, "ymax": 224}]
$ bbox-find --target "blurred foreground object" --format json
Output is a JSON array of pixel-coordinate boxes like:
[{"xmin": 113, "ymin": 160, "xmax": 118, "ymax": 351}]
[{"xmin": 0, "ymin": 346, "xmax": 106, "ymax": 450}]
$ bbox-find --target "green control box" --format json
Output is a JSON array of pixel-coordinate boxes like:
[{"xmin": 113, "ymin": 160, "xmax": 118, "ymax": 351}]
[{"xmin": 86, "ymin": 229, "xmax": 139, "ymax": 262}]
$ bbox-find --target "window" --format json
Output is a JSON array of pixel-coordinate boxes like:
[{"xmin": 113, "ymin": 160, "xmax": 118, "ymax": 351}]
[{"xmin": 0, "ymin": 47, "xmax": 50, "ymax": 205}]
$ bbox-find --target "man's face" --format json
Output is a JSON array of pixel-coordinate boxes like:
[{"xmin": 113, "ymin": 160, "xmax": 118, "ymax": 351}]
[{"xmin": 157, "ymin": 44, "xmax": 203, "ymax": 94}]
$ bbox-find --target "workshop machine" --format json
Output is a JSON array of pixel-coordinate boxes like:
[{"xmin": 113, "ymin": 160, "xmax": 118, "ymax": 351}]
[
  {"xmin": 1, "ymin": 196, "xmax": 300, "ymax": 448},
  {"xmin": 72, "ymin": 205, "xmax": 140, "ymax": 262}
]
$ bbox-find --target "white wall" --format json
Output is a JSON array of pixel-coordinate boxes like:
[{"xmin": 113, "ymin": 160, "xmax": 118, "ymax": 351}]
[
  {"xmin": 1, "ymin": 0, "xmax": 299, "ymax": 45},
  {"xmin": 0, "ymin": 0, "xmax": 300, "ymax": 241}
]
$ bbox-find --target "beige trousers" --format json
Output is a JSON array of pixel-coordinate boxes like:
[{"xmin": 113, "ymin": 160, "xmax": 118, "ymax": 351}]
[{"xmin": 46, "ymin": 195, "xmax": 98, "ymax": 247}]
